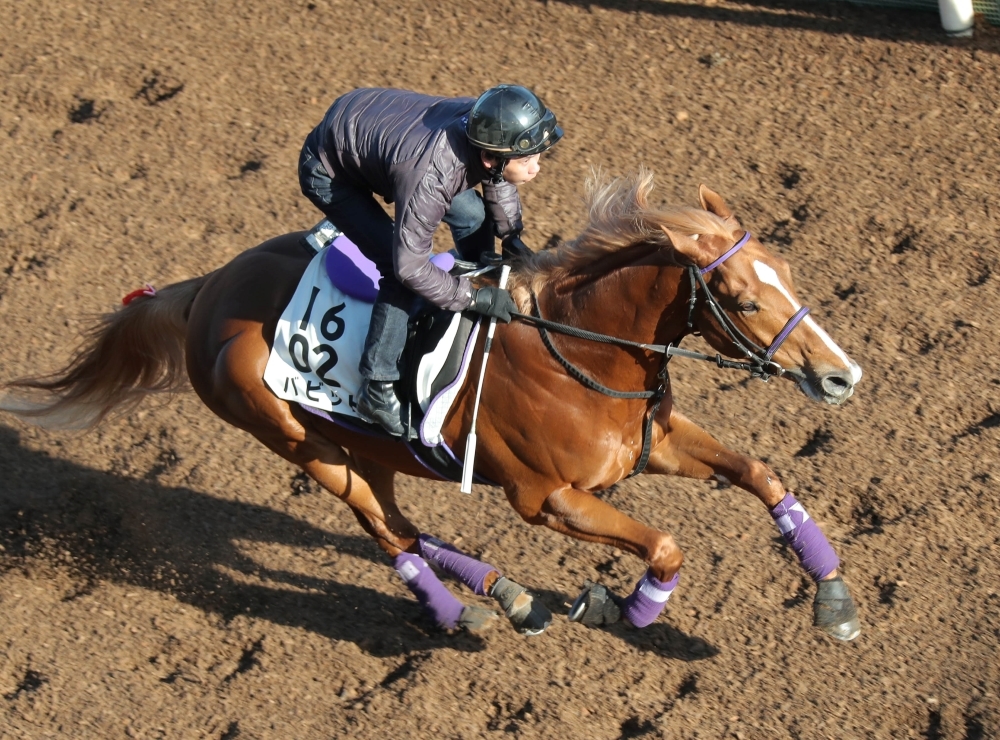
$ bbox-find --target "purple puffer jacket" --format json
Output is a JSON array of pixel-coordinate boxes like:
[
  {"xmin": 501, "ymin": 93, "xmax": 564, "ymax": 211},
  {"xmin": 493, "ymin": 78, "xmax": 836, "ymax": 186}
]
[{"xmin": 316, "ymin": 88, "xmax": 523, "ymax": 312}]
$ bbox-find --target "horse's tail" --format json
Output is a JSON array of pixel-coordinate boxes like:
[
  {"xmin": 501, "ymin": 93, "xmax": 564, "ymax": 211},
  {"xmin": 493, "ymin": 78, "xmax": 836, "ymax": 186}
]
[{"xmin": 0, "ymin": 274, "xmax": 211, "ymax": 430}]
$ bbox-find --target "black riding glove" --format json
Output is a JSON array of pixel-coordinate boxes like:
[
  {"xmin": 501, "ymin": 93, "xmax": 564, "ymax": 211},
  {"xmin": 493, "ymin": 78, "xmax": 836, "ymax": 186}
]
[{"xmin": 470, "ymin": 287, "xmax": 517, "ymax": 323}]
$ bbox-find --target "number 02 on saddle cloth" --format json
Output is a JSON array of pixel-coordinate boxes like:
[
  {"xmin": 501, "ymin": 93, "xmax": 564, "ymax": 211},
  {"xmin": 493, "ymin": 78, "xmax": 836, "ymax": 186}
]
[{"xmin": 262, "ymin": 235, "xmax": 480, "ymax": 447}]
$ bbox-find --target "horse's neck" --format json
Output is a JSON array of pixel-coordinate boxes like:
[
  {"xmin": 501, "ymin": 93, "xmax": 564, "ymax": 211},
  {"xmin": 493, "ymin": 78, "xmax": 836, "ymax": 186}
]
[
  {"xmin": 535, "ymin": 256, "xmax": 689, "ymax": 388},
  {"xmin": 540, "ymin": 255, "xmax": 689, "ymax": 346}
]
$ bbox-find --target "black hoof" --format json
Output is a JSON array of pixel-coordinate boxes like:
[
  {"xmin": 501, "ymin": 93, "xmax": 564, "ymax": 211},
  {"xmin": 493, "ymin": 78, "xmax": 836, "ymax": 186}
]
[
  {"xmin": 814, "ymin": 576, "xmax": 861, "ymax": 641},
  {"xmin": 490, "ymin": 577, "xmax": 552, "ymax": 636},
  {"xmin": 568, "ymin": 582, "xmax": 622, "ymax": 627}
]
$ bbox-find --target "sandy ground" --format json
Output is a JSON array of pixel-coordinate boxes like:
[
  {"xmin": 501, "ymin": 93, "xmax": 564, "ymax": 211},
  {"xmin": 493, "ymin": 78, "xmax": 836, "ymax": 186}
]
[{"xmin": 2, "ymin": 0, "xmax": 1000, "ymax": 738}]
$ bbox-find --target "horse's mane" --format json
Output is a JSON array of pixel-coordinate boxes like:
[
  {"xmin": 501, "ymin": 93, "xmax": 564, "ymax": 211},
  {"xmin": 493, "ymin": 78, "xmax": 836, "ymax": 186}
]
[{"xmin": 515, "ymin": 169, "xmax": 736, "ymax": 296}]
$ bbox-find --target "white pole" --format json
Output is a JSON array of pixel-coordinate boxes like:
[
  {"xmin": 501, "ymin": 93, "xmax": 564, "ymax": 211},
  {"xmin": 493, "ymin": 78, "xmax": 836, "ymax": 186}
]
[
  {"xmin": 939, "ymin": 0, "xmax": 974, "ymax": 36},
  {"xmin": 460, "ymin": 265, "xmax": 511, "ymax": 494}
]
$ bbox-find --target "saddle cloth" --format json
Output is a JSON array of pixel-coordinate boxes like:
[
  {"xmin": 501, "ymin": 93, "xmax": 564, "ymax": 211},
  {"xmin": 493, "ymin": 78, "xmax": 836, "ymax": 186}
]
[{"xmin": 263, "ymin": 234, "xmax": 479, "ymax": 449}]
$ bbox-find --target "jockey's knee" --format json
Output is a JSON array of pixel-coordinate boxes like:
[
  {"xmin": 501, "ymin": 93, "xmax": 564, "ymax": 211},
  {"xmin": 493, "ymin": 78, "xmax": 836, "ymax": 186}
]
[{"xmin": 443, "ymin": 189, "xmax": 486, "ymax": 240}]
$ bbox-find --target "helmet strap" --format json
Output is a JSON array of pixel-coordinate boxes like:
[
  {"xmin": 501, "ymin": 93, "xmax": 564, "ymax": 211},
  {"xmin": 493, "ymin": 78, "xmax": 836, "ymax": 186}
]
[
  {"xmin": 486, "ymin": 158, "xmax": 507, "ymax": 185},
  {"xmin": 478, "ymin": 148, "xmax": 508, "ymax": 184}
]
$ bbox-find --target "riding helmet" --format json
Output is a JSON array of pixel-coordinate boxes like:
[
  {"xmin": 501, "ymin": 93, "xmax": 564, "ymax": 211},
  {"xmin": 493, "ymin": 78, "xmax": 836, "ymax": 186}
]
[{"xmin": 466, "ymin": 84, "xmax": 563, "ymax": 158}]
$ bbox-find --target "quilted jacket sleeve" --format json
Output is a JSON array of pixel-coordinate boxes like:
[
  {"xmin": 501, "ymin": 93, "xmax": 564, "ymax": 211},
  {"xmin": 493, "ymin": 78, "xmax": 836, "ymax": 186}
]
[
  {"xmin": 393, "ymin": 162, "xmax": 474, "ymax": 312},
  {"xmin": 481, "ymin": 180, "xmax": 524, "ymax": 238}
]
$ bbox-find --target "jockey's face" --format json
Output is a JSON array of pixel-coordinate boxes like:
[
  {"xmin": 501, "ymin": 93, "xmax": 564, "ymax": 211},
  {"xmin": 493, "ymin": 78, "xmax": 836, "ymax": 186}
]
[
  {"xmin": 502, "ymin": 154, "xmax": 541, "ymax": 185},
  {"xmin": 481, "ymin": 151, "xmax": 542, "ymax": 185}
]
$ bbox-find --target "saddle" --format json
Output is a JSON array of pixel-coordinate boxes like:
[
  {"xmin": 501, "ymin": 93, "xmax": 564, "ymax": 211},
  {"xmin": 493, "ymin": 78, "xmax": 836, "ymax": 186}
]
[{"xmin": 263, "ymin": 220, "xmax": 491, "ymax": 482}]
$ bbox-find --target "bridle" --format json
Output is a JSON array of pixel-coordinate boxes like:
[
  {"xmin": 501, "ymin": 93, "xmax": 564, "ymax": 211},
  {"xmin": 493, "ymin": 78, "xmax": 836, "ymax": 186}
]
[
  {"xmin": 507, "ymin": 230, "xmax": 811, "ymax": 476},
  {"xmin": 682, "ymin": 231, "xmax": 811, "ymax": 381}
]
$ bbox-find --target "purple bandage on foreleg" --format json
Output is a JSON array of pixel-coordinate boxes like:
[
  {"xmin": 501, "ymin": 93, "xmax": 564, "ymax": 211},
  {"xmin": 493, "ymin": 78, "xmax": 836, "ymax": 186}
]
[
  {"xmin": 393, "ymin": 552, "xmax": 464, "ymax": 629},
  {"xmin": 770, "ymin": 493, "xmax": 840, "ymax": 581},
  {"xmin": 620, "ymin": 569, "xmax": 680, "ymax": 629},
  {"xmin": 417, "ymin": 534, "xmax": 498, "ymax": 596}
]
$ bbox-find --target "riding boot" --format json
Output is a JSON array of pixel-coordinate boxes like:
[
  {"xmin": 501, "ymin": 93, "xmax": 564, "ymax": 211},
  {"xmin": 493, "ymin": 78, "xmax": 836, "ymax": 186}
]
[{"xmin": 356, "ymin": 380, "xmax": 406, "ymax": 437}]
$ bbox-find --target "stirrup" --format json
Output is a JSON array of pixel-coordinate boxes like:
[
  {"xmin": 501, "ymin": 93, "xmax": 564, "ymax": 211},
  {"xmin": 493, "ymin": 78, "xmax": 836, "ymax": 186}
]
[{"xmin": 445, "ymin": 249, "xmax": 483, "ymax": 276}]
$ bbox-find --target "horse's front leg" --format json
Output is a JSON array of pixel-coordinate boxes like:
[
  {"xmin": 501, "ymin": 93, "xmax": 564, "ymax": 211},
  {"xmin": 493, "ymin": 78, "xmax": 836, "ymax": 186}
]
[
  {"xmin": 644, "ymin": 407, "xmax": 860, "ymax": 641},
  {"xmin": 511, "ymin": 482, "xmax": 685, "ymax": 630}
]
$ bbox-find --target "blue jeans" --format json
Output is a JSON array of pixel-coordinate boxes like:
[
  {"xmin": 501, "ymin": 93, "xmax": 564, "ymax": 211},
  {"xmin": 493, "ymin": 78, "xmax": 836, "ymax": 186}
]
[{"xmin": 298, "ymin": 132, "xmax": 493, "ymax": 381}]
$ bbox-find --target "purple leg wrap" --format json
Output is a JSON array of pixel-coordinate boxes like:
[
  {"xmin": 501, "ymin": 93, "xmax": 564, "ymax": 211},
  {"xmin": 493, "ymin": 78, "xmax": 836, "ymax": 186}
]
[
  {"xmin": 393, "ymin": 552, "xmax": 464, "ymax": 629},
  {"xmin": 620, "ymin": 569, "xmax": 680, "ymax": 629},
  {"xmin": 770, "ymin": 493, "xmax": 840, "ymax": 581},
  {"xmin": 417, "ymin": 534, "xmax": 498, "ymax": 596}
]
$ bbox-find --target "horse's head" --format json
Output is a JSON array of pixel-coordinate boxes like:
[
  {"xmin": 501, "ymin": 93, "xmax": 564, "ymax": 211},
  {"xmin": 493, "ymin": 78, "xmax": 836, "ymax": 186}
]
[{"xmin": 664, "ymin": 186, "xmax": 862, "ymax": 406}]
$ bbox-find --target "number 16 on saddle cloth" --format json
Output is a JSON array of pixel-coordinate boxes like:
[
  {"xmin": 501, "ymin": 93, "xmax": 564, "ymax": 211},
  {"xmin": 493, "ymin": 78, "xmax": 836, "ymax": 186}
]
[{"xmin": 263, "ymin": 245, "xmax": 370, "ymax": 416}]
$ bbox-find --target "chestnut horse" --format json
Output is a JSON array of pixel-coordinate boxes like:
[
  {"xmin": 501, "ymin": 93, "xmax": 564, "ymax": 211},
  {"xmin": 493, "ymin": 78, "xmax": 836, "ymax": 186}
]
[{"xmin": 1, "ymin": 173, "xmax": 863, "ymax": 641}]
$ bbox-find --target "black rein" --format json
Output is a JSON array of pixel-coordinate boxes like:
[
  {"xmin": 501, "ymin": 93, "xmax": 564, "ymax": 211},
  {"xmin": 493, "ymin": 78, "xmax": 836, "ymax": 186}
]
[{"xmin": 509, "ymin": 264, "xmax": 794, "ymax": 477}]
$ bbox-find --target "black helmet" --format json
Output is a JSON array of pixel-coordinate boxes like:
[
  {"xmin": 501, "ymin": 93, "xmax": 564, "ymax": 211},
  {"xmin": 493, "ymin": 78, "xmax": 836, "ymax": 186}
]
[{"xmin": 466, "ymin": 84, "xmax": 563, "ymax": 158}]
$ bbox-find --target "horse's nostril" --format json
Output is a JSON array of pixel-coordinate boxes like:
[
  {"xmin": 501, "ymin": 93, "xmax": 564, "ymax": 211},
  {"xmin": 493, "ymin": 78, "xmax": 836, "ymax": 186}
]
[{"xmin": 821, "ymin": 372, "xmax": 853, "ymax": 397}]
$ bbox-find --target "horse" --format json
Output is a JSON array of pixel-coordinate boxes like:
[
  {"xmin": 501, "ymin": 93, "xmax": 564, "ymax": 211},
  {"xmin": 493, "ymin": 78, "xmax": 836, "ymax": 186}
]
[{"xmin": 1, "ymin": 171, "xmax": 863, "ymax": 641}]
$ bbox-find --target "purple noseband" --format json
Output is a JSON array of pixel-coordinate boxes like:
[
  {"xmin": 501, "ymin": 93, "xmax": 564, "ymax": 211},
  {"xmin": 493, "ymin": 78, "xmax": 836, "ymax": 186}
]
[
  {"xmin": 698, "ymin": 231, "xmax": 811, "ymax": 365},
  {"xmin": 765, "ymin": 306, "xmax": 810, "ymax": 359}
]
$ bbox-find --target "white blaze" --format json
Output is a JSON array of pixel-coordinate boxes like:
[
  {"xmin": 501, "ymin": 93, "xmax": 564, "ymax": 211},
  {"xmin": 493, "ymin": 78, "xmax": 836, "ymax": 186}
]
[{"xmin": 752, "ymin": 260, "xmax": 854, "ymax": 370}]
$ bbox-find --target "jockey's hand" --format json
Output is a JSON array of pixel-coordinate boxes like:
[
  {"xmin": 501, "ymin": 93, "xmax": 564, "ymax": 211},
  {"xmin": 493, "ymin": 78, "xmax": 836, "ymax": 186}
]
[
  {"xmin": 501, "ymin": 233, "xmax": 532, "ymax": 259},
  {"xmin": 471, "ymin": 286, "xmax": 517, "ymax": 323}
]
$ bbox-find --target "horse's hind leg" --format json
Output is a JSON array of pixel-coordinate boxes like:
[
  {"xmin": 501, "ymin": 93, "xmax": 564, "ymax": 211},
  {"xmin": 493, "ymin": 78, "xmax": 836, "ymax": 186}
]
[
  {"xmin": 304, "ymin": 448, "xmax": 500, "ymax": 633},
  {"xmin": 347, "ymin": 458, "xmax": 537, "ymax": 635},
  {"xmin": 644, "ymin": 407, "xmax": 860, "ymax": 641},
  {"xmin": 185, "ymin": 272, "xmax": 492, "ymax": 631},
  {"xmin": 192, "ymin": 356, "xmax": 489, "ymax": 629},
  {"xmin": 410, "ymin": 533, "xmax": 550, "ymax": 635},
  {"xmin": 240, "ymin": 413, "xmax": 498, "ymax": 631}
]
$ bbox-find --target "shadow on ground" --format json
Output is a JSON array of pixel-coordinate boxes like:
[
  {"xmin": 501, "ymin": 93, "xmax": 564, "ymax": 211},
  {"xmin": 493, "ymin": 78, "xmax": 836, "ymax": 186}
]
[{"xmin": 0, "ymin": 424, "xmax": 486, "ymax": 657}]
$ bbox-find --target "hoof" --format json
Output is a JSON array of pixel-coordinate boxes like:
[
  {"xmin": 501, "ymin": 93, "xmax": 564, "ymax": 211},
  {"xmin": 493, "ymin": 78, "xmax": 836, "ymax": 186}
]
[
  {"xmin": 568, "ymin": 582, "xmax": 621, "ymax": 627},
  {"xmin": 458, "ymin": 605, "xmax": 499, "ymax": 633},
  {"xmin": 490, "ymin": 577, "xmax": 552, "ymax": 636},
  {"xmin": 814, "ymin": 576, "xmax": 861, "ymax": 642}
]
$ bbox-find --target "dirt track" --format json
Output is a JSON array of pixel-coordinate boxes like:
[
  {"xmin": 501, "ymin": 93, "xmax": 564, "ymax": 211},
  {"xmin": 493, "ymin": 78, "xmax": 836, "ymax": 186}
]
[{"xmin": 2, "ymin": 1, "xmax": 1000, "ymax": 738}]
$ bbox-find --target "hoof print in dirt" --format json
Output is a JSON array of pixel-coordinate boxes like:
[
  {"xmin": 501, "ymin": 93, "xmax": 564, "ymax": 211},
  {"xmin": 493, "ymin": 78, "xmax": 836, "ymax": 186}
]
[
  {"xmin": 136, "ymin": 71, "xmax": 185, "ymax": 106},
  {"xmin": 223, "ymin": 638, "xmax": 265, "ymax": 682},
  {"xmin": 890, "ymin": 226, "xmax": 920, "ymax": 254},
  {"xmin": 779, "ymin": 164, "xmax": 803, "ymax": 189},
  {"xmin": 69, "ymin": 98, "xmax": 105, "ymax": 124},
  {"xmin": 4, "ymin": 669, "xmax": 47, "ymax": 700},
  {"xmin": 239, "ymin": 159, "xmax": 264, "ymax": 177},
  {"xmin": 794, "ymin": 427, "xmax": 834, "ymax": 457}
]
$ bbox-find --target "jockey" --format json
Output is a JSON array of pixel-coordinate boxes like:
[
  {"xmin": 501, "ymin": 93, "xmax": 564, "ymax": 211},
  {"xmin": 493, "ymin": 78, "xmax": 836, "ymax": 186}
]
[{"xmin": 298, "ymin": 85, "xmax": 563, "ymax": 436}]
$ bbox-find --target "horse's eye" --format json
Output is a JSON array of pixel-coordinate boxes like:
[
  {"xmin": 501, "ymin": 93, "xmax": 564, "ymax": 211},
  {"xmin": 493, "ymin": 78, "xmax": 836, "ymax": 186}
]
[{"xmin": 740, "ymin": 301, "xmax": 759, "ymax": 315}]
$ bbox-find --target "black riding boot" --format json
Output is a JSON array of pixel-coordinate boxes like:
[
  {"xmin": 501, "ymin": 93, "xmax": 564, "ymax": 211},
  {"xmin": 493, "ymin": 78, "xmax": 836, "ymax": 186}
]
[{"xmin": 357, "ymin": 380, "xmax": 405, "ymax": 437}]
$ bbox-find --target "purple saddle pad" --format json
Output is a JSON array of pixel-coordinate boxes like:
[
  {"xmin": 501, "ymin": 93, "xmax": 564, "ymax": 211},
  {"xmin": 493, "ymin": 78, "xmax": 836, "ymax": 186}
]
[{"xmin": 323, "ymin": 235, "xmax": 456, "ymax": 303}]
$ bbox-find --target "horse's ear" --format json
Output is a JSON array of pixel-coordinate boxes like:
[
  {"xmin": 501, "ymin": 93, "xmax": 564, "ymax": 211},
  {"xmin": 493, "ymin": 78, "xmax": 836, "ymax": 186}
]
[
  {"xmin": 698, "ymin": 184, "xmax": 738, "ymax": 225},
  {"xmin": 662, "ymin": 227, "xmax": 714, "ymax": 267}
]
